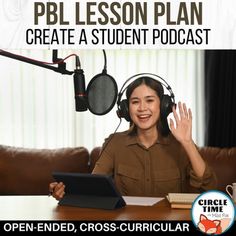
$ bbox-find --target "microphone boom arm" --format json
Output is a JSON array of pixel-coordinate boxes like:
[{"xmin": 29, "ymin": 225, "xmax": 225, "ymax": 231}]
[{"xmin": 0, "ymin": 49, "xmax": 74, "ymax": 75}]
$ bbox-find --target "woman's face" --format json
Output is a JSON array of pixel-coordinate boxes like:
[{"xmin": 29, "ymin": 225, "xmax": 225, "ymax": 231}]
[{"xmin": 129, "ymin": 84, "xmax": 160, "ymax": 132}]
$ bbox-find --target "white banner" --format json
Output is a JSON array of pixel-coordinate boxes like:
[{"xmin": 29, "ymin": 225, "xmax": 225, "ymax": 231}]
[{"xmin": 0, "ymin": 0, "xmax": 236, "ymax": 49}]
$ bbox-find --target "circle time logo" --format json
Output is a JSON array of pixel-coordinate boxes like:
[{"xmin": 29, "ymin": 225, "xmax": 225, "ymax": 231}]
[{"xmin": 191, "ymin": 190, "xmax": 235, "ymax": 235}]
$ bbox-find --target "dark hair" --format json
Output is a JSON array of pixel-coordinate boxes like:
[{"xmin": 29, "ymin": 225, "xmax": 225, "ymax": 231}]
[{"xmin": 126, "ymin": 76, "xmax": 170, "ymax": 136}]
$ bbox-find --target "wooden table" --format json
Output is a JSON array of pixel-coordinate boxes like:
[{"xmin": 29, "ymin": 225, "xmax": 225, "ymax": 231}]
[{"xmin": 0, "ymin": 195, "xmax": 191, "ymax": 220}]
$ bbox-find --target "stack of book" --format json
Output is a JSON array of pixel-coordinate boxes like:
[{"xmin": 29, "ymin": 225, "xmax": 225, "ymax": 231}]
[{"xmin": 166, "ymin": 193, "xmax": 200, "ymax": 209}]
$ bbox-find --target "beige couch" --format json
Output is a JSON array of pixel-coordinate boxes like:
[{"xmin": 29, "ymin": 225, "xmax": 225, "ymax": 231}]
[{"xmin": 0, "ymin": 144, "xmax": 235, "ymax": 195}]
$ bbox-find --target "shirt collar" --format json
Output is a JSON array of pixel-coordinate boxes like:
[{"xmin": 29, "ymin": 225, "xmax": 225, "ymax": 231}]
[{"xmin": 125, "ymin": 131, "xmax": 170, "ymax": 146}]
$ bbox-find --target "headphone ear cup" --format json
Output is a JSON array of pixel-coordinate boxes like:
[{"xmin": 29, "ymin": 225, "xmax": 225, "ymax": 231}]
[
  {"xmin": 117, "ymin": 99, "xmax": 130, "ymax": 122},
  {"xmin": 160, "ymin": 95, "xmax": 174, "ymax": 120}
]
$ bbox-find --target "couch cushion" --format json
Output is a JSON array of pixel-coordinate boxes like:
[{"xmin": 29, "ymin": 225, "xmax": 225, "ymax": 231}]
[
  {"xmin": 0, "ymin": 145, "xmax": 89, "ymax": 195},
  {"xmin": 199, "ymin": 147, "xmax": 236, "ymax": 192}
]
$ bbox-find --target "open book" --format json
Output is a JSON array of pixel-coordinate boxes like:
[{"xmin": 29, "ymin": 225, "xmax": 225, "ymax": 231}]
[{"xmin": 166, "ymin": 193, "xmax": 200, "ymax": 209}]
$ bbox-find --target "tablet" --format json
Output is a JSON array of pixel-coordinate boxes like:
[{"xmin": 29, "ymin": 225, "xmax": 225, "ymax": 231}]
[{"xmin": 52, "ymin": 172, "xmax": 126, "ymax": 210}]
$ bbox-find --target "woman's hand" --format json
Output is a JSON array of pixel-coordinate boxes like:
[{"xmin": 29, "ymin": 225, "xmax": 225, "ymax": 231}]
[
  {"xmin": 169, "ymin": 102, "xmax": 206, "ymax": 177},
  {"xmin": 49, "ymin": 182, "xmax": 65, "ymax": 200},
  {"xmin": 169, "ymin": 102, "xmax": 193, "ymax": 144}
]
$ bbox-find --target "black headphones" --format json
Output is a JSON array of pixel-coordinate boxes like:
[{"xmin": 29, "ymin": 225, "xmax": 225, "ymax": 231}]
[{"xmin": 116, "ymin": 73, "xmax": 176, "ymax": 122}]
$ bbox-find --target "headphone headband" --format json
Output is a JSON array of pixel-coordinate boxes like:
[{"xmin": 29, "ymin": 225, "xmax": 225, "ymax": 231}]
[{"xmin": 117, "ymin": 73, "xmax": 175, "ymax": 106}]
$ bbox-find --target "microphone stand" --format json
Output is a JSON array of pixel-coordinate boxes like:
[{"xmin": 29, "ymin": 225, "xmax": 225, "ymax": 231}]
[{"xmin": 0, "ymin": 49, "xmax": 73, "ymax": 75}]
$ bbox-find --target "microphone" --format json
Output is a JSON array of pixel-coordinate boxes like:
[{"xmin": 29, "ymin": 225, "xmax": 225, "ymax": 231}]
[
  {"xmin": 73, "ymin": 68, "xmax": 87, "ymax": 111},
  {"xmin": 73, "ymin": 51, "xmax": 117, "ymax": 113}
]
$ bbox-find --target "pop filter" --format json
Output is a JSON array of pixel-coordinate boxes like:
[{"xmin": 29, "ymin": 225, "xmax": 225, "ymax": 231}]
[
  {"xmin": 87, "ymin": 71, "xmax": 117, "ymax": 115},
  {"xmin": 86, "ymin": 50, "xmax": 118, "ymax": 115}
]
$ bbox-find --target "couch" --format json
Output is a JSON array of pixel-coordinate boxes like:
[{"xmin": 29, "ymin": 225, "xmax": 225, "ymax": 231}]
[
  {"xmin": 0, "ymin": 144, "xmax": 235, "ymax": 195},
  {"xmin": 0, "ymin": 145, "xmax": 89, "ymax": 195}
]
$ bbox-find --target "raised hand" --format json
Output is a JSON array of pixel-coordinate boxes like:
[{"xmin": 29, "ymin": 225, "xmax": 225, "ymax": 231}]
[{"xmin": 169, "ymin": 102, "xmax": 193, "ymax": 144}]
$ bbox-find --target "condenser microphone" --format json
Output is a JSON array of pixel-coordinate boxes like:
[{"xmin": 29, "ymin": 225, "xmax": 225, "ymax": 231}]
[{"xmin": 73, "ymin": 68, "xmax": 87, "ymax": 111}]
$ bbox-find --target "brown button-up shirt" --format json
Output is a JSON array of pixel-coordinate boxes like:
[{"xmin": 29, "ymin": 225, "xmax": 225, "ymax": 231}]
[{"xmin": 92, "ymin": 131, "xmax": 217, "ymax": 197}]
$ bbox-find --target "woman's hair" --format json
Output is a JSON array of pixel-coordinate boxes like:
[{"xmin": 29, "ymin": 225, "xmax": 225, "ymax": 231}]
[{"xmin": 126, "ymin": 76, "xmax": 170, "ymax": 136}]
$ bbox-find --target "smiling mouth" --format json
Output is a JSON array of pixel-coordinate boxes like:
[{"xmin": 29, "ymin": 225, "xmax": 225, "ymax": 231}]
[{"xmin": 137, "ymin": 114, "xmax": 151, "ymax": 121}]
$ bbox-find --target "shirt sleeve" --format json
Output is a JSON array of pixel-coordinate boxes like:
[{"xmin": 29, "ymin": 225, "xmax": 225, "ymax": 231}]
[
  {"xmin": 92, "ymin": 135, "xmax": 114, "ymax": 175},
  {"xmin": 189, "ymin": 161, "xmax": 218, "ymax": 191},
  {"xmin": 179, "ymin": 143, "xmax": 218, "ymax": 192}
]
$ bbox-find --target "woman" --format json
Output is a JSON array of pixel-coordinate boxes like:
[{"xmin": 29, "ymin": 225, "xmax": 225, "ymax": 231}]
[{"xmin": 50, "ymin": 76, "xmax": 217, "ymax": 200}]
